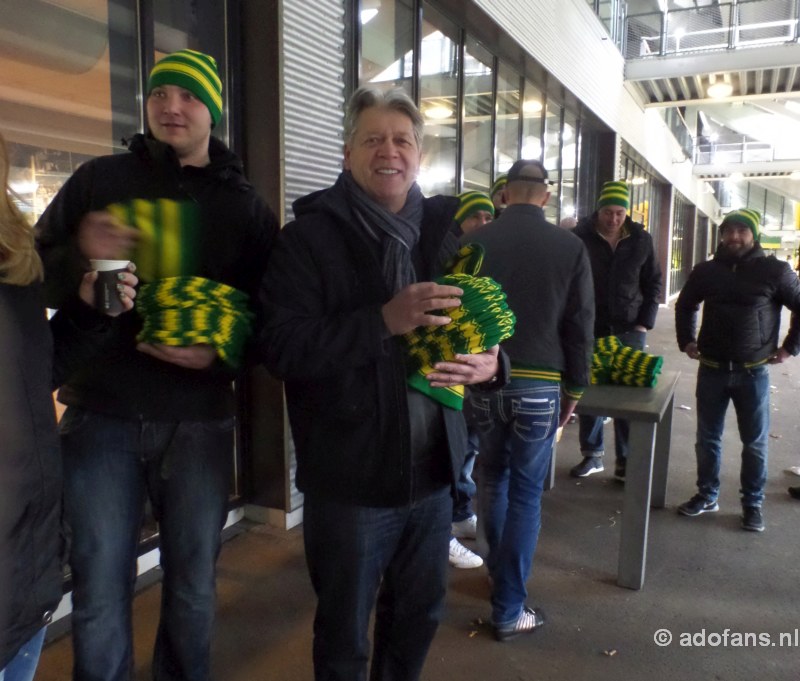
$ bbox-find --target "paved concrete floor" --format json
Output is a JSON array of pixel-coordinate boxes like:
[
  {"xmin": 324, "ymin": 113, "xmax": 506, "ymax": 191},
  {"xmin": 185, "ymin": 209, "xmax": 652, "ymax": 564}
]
[{"xmin": 37, "ymin": 304, "xmax": 800, "ymax": 681}]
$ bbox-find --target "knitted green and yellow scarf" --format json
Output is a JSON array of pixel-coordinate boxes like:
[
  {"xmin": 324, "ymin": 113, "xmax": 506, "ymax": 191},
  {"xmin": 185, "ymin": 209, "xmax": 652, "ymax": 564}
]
[{"xmin": 136, "ymin": 276, "xmax": 254, "ymax": 368}]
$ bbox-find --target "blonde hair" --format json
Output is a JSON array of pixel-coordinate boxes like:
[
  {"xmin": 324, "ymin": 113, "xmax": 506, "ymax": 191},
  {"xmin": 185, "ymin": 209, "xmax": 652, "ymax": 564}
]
[{"xmin": 0, "ymin": 132, "xmax": 43, "ymax": 285}]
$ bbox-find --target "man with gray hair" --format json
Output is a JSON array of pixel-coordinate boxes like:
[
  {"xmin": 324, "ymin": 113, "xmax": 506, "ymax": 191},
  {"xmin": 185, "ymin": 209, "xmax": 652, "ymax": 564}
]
[{"xmin": 261, "ymin": 87, "xmax": 506, "ymax": 680}]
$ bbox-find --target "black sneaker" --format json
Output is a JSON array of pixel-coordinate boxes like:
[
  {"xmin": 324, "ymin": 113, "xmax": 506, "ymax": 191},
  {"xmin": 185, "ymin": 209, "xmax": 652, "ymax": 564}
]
[
  {"xmin": 569, "ymin": 456, "xmax": 604, "ymax": 478},
  {"xmin": 677, "ymin": 494, "xmax": 719, "ymax": 517},
  {"xmin": 614, "ymin": 460, "xmax": 626, "ymax": 483},
  {"xmin": 741, "ymin": 506, "xmax": 765, "ymax": 532},
  {"xmin": 494, "ymin": 606, "xmax": 546, "ymax": 642},
  {"xmin": 789, "ymin": 487, "xmax": 800, "ymax": 500}
]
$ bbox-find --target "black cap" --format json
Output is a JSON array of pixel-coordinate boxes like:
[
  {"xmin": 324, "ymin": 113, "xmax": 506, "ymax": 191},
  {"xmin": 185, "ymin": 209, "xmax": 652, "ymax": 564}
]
[{"xmin": 507, "ymin": 159, "xmax": 549, "ymax": 185}]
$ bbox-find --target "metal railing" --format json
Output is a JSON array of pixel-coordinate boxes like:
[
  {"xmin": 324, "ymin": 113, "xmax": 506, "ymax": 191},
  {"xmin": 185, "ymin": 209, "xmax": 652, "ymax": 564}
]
[
  {"xmin": 694, "ymin": 139, "xmax": 776, "ymax": 165},
  {"xmin": 624, "ymin": 0, "xmax": 800, "ymax": 60}
]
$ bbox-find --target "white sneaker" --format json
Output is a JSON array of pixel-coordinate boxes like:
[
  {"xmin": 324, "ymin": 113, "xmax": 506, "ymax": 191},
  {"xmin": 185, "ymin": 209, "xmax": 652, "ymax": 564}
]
[
  {"xmin": 451, "ymin": 514, "xmax": 478, "ymax": 539},
  {"xmin": 448, "ymin": 538, "xmax": 483, "ymax": 569}
]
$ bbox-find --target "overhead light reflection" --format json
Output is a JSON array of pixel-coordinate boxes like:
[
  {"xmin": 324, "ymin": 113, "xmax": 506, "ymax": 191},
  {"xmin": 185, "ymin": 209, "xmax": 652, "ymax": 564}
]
[
  {"xmin": 361, "ymin": 8, "xmax": 378, "ymax": 24},
  {"xmin": 523, "ymin": 99, "xmax": 543, "ymax": 114},
  {"xmin": 707, "ymin": 81, "xmax": 733, "ymax": 99},
  {"xmin": 424, "ymin": 105, "xmax": 453, "ymax": 120}
]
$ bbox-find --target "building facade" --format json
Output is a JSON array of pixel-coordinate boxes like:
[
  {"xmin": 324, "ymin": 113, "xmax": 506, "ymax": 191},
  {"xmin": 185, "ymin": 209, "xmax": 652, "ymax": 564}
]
[{"xmin": 1, "ymin": 0, "xmax": 750, "ymax": 615}]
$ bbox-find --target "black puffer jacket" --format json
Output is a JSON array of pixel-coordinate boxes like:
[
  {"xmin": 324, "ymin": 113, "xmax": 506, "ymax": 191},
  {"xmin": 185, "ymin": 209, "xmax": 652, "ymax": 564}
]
[
  {"xmin": 35, "ymin": 134, "xmax": 278, "ymax": 421},
  {"xmin": 261, "ymin": 177, "xmax": 484, "ymax": 507},
  {"xmin": 573, "ymin": 214, "xmax": 662, "ymax": 336},
  {"xmin": 675, "ymin": 243, "xmax": 800, "ymax": 362},
  {"xmin": 0, "ymin": 283, "xmax": 109, "ymax": 669}
]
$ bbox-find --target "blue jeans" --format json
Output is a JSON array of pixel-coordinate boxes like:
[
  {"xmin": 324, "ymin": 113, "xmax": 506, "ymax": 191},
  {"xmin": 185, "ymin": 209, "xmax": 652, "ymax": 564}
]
[
  {"xmin": 0, "ymin": 628, "xmax": 46, "ymax": 681},
  {"xmin": 470, "ymin": 379, "xmax": 559, "ymax": 627},
  {"xmin": 694, "ymin": 364, "xmax": 770, "ymax": 508},
  {"xmin": 579, "ymin": 329, "xmax": 646, "ymax": 462},
  {"xmin": 60, "ymin": 408, "xmax": 234, "ymax": 681},
  {"xmin": 303, "ymin": 486, "xmax": 451, "ymax": 681},
  {"xmin": 453, "ymin": 429, "xmax": 478, "ymax": 522}
]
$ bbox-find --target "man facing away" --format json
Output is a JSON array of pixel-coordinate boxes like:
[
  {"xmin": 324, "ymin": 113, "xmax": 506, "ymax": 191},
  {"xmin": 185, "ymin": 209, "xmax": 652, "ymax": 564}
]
[
  {"xmin": 569, "ymin": 181, "xmax": 662, "ymax": 482},
  {"xmin": 675, "ymin": 208, "xmax": 800, "ymax": 532},
  {"xmin": 260, "ymin": 87, "xmax": 504, "ymax": 681},
  {"xmin": 464, "ymin": 159, "xmax": 594, "ymax": 641},
  {"xmin": 35, "ymin": 49, "xmax": 279, "ymax": 681}
]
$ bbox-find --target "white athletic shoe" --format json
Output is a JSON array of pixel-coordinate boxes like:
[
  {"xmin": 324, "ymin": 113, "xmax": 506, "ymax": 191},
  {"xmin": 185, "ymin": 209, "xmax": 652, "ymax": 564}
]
[{"xmin": 448, "ymin": 538, "xmax": 483, "ymax": 569}]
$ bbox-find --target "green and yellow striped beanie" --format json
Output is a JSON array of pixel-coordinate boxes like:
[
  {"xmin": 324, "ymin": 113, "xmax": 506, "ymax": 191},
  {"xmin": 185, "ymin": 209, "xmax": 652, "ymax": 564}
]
[
  {"xmin": 490, "ymin": 175, "xmax": 508, "ymax": 200},
  {"xmin": 404, "ymin": 272, "xmax": 516, "ymax": 410},
  {"xmin": 148, "ymin": 49, "xmax": 223, "ymax": 127},
  {"xmin": 597, "ymin": 181, "xmax": 630, "ymax": 211},
  {"xmin": 455, "ymin": 191, "xmax": 495, "ymax": 225},
  {"xmin": 720, "ymin": 208, "xmax": 761, "ymax": 242}
]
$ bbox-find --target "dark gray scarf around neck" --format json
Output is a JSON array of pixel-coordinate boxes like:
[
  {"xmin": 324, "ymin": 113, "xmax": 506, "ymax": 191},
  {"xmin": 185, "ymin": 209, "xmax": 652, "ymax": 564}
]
[{"xmin": 342, "ymin": 170, "xmax": 424, "ymax": 295}]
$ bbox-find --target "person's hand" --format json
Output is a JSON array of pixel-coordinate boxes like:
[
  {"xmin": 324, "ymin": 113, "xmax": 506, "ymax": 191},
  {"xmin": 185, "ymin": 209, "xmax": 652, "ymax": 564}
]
[
  {"xmin": 684, "ymin": 341, "xmax": 700, "ymax": 360},
  {"xmin": 381, "ymin": 282, "xmax": 463, "ymax": 336},
  {"xmin": 769, "ymin": 347, "xmax": 792, "ymax": 364},
  {"xmin": 77, "ymin": 211, "xmax": 138, "ymax": 260},
  {"xmin": 136, "ymin": 343, "xmax": 218, "ymax": 369},
  {"xmin": 559, "ymin": 397, "xmax": 578, "ymax": 428},
  {"xmin": 78, "ymin": 262, "xmax": 138, "ymax": 316},
  {"xmin": 427, "ymin": 345, "xmax": 500, "ymax": 388}
]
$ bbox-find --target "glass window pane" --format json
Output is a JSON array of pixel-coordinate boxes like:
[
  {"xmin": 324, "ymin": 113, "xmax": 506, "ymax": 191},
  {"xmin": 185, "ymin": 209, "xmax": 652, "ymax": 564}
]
[
  {"xmin": 495, "ymin": 63, "xmax": 520, "ymax": 176},
  {"xmin": 462, "ymin": 37, "xmax": 493, "ymax": 192},
  {"xmin": 560, "ymin": 110, "xmax": 578, "ymax": 221},
  {"xmin": 521, "ymin": 80, "xmax": 543, "ymax": 165},
  {"xmin": 0, "ymin": 0, "xmax": 138, "ymax": 221},
  {"xmin": 154, "ymin": 1, "xmax": 230, "ymax": 141},
  {"xmin": 543, "ymin": 100, "xmax": 562, "ymax": 222},
  {"xmin": 418, "ymin": 4, "xmax": 458, "ymax": 197},
  {"xmin": 359, "ymin": 0, "xmax": 414, "ymax": 95}
]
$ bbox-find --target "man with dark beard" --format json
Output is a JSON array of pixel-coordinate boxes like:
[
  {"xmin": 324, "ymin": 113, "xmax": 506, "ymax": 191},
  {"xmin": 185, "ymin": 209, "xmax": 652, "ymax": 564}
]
[{"xmin": 675, "ymin": 208, "xmax": 800, "ymax": 532}]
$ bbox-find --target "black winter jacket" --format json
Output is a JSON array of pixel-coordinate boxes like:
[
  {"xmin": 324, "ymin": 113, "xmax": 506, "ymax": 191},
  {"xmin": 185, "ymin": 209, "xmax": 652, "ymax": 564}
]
[
  {"xmin": 464, "ymin": 204, "xmax": 595, "ymax": 394},
  {"xmin": 675, "ymin": 243, "xmax": 800, "ymax": 362},
  {"xmin": 0, "ymin": 284, "xmax": 109, "ymax": 669},
  {"xmin": 261, "ymin": 177, "xmax": 482, "ymax": 507},
  {"xmin": 573, "ymin": 214, "xmax": 662, "ymax": 337},
  {"xmin": 35, "ymin": 134, "xmax": 279, "ymax": 420}
]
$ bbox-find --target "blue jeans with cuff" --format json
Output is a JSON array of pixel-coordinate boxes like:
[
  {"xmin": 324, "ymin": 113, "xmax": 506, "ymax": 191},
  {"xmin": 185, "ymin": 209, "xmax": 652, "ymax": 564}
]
[
  {"xmin": 471, "ymin": 379, "xmax": 559, "ymax": 627},
  {"xmin": 694, "ymin": 364, "xmax": 770, "ymax": 508},
  {"xmin": 452, "ymin": 429, "xmax": 479, "ymax": 522}
]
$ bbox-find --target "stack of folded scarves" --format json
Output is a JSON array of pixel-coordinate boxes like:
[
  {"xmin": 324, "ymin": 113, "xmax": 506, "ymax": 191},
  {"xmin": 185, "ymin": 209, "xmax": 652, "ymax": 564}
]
[
  {"xmin": 591, "ymin": 335, "xmax": 663, "ymax": 388},
  {"xmin": 403, "ymin": 272, "xmax": 516, "ymax": 410},
  {"xmin": 136, "ymin": 276, "xmax": 254, "ymax": 368}
]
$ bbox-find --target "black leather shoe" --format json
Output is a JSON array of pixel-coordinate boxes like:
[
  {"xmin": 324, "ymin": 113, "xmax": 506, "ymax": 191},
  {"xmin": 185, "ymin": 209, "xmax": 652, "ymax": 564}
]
[
  {"xmin": 741, "ymin": 506, "xmax": 764, "ymax": 532},
  {"xmin": 789, "ymin": 487, "xmax": 800, "ymax": 500}
]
